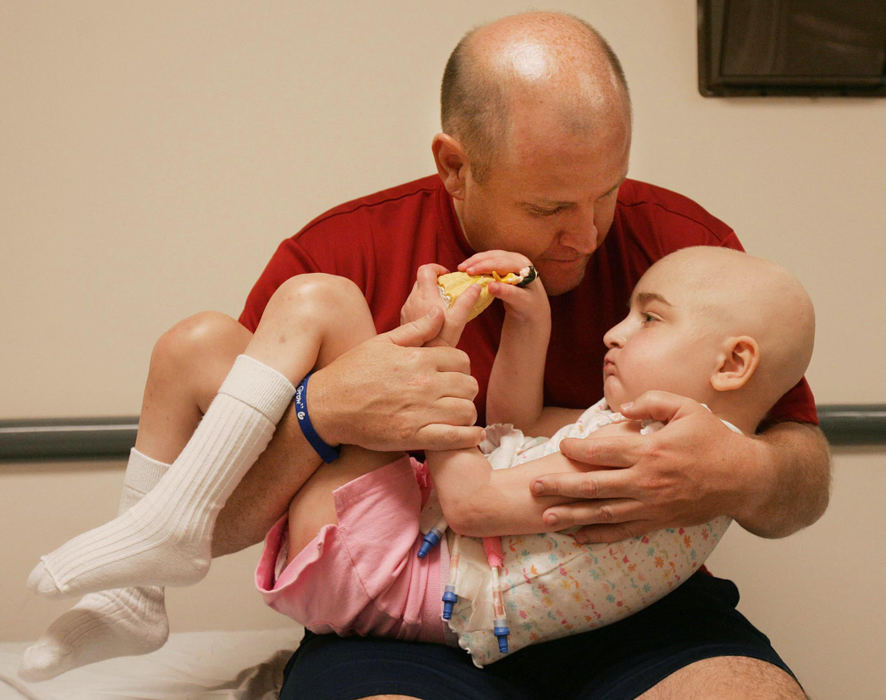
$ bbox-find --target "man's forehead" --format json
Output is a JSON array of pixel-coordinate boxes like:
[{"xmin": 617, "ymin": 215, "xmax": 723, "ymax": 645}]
[
  {"xmin": 525, "ymin": 171, "xmax": 627, "ymax": 203},
  {"xmin": 515, "ymin": 168, "xmax": 628, "ymax": 205}
]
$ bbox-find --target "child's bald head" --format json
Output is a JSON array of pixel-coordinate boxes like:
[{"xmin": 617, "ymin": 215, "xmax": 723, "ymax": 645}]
[{"xmin": 604, "ymin": 246, "xmax": 814, "ymax": 432}]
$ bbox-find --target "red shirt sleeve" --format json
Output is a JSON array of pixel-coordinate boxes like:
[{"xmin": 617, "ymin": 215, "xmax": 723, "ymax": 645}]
[{"xmin": 765, "ymin": 379, "xmax": 819, "ymax": 426}]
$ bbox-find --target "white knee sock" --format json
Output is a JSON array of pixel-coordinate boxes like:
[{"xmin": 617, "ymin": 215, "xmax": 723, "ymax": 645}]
[
  {"xmin": 20, "ymin": 449, "xmax": 170, "ymax": 681},
  {"xmin": 27, "ymin": 355, "xmax": 294, "ymax": 597}
]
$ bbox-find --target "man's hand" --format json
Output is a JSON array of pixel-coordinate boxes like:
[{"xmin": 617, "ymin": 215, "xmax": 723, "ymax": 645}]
[
  {"xmin": 306, "ymin": 307, "xmax": 484, "ymax": 452},
  {"xmin": 531, "ymin": 391, "xmax": 788, "ymax": 543}
]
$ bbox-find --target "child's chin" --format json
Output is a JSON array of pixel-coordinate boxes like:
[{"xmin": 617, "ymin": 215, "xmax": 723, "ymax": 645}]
[{"xmin": 603, "ymin": 388, "xmax": 625, "ymax": 412}]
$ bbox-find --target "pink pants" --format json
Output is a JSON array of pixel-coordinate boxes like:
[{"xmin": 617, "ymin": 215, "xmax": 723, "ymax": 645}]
[{"xmin": 255, "ymin": 455, "xmax": 452, "ymax": 644}]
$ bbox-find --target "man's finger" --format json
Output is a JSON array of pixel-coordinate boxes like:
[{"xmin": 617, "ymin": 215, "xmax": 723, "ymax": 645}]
[
  {"xmin": 531, "ymin": 468, "xmax": 638, "ymax": 501},
  {"xmin": 540, "ymin": 498, "xmax": 642, "ymax": 531},
  {"xmin": 618, "ymin": 390, "xmax": 708, "ymax": 424},
  {"xmin": 412, "ymin": 347, "xmax": 474, "ymax": 376},
  {"xmin": 383, "ymin": 307, "xmax": 445, "ymax": 347},
  {"xmin": 431, "ymin": 395, "xmax": 479, "ymax": 425},
  {"xmin": 558, "ymin": 435, "xmax": 644, "ymax": 469}
]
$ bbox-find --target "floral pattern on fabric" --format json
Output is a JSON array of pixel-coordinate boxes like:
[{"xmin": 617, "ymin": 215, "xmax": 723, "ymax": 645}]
[{"xmin": 446, "ymin": 400, "xmax": 732, "ymax": 666}]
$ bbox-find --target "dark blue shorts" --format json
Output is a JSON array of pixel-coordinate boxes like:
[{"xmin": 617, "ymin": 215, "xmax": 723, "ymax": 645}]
[{"xmin": 279, "ymin": 573, "xmax": 799, "ymax": 699}]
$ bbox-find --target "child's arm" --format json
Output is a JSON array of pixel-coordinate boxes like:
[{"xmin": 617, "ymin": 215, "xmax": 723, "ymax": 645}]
[
  {"xmin": 456, "ymin": 251, "xmax": 551, "ymax": 431},
  {"xmin": 427, "ymin": 420, "xmax": 642, "ymax": 537}
]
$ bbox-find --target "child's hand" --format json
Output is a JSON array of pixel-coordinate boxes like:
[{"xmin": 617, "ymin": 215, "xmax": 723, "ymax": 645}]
[
  {"xmin": 458, "ymin": 250, "xmax": 549, "ymax": 326},
  {"xmin": 401, "ymin": 262, "xmax": 481, "ymax": 348},
  {"xmin": 401, "ymin": 263, "xmax": 450, "ymax": 325}
]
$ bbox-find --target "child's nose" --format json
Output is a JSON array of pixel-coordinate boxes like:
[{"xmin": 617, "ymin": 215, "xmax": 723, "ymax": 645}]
[{"xmin": 604, "ymin": 320, "xmax": 626, "ymax": 348}]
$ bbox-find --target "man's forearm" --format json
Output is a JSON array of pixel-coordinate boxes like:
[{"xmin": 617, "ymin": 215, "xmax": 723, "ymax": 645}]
[{"xmin": 734, "ymin": 421, "xmax": 831, "ymax": 538}]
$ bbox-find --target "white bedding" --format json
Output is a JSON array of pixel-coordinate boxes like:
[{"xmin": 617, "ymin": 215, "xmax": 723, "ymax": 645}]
[{"xmin": 0, "ymin": 627, "xmax": 303, "ymax": 699}]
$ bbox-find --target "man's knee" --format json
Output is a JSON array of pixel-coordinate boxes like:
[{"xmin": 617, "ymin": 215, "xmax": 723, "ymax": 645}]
[{"xmin": 640, "ymin": 656, "xmax": 805, "ymax": 700}]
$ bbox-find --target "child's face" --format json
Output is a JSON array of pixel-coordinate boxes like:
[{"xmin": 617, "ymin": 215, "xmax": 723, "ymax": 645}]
[{"xmin": 602, "ymin": 262, "xmax": 723, "ymax": 411}]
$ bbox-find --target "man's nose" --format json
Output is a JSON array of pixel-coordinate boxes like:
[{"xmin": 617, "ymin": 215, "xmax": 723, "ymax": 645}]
[{"xmin": 560, "ymin": 206, "xmax": 598, "ymax": 253}]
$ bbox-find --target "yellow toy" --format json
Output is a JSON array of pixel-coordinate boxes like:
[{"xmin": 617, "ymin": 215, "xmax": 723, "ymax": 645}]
[{"xmin": 437, "ymin": 266, "xmax": 538, "ymax": 320}]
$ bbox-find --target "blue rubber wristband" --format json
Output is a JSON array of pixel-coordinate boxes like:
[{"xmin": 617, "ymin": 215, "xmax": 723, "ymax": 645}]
[{"xmin": 294, "ymin": 372, "xmax": 341, "ymax": 463}]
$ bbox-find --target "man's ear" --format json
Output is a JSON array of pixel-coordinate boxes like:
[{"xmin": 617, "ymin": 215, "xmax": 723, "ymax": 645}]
[
  {"xmin": 432, "ymin": 133, "xmax": 469, "ymax": 200},
  {"xmin": 711, "ymin": 336, "xmax": 760, "ymax": 392}
]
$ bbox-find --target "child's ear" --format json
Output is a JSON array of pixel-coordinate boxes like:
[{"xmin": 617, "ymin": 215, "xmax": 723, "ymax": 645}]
[
  {"xmin": 711, "ymin": 336, "xmax": 760, "ymax": 392},
  {"xmin": 432, "ymin": 133, "xmax": 469, "ymax": 200}
]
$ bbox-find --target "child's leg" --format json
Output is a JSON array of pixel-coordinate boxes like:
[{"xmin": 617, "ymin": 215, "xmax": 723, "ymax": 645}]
[
  {"xmin": 21, "ymin": 312, "xmax": 253, "ymax": 679},
  {"xmin": 29, "ymin": 275, "xmax": 378, "ymax": 598},
  {"xmin": 132, "ymin": 310, "xmax": 254, "ymax": 463},
  {"xmin": 286, "ymin": 445, "xmax": 402, "ymax": 557},
  {"xmin": 19, "ymin": 449, "xmax": 171, "ymax": 680}
]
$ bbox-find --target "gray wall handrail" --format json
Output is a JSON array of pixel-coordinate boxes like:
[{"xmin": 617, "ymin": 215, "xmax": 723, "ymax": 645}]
[
  {"xmin": 0, "ymin": 417, "xmax": 139, "ymax": 461},
  {"xmin": 1, "ymin": 405, "xmax": 884, "ymax": 461},
  {"xmin": 816, "ymin": 404, "xmax": 886, "ymax": 447}
]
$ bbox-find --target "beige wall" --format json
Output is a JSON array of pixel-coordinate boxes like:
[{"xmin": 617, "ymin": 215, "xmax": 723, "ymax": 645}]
[{"xmin": 1, "ymin": 2, "xmax": 883, "ymax": 697}]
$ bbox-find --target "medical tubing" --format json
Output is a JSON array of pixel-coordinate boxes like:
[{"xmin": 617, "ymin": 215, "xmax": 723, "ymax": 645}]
[
  {"xmin": 418, "ymin": 516, "xmax": 448, "ymax": 558},
  {"xmin": 442, "ymin": 534, "xmax": 461, "ymax": 620},
  {"xmin": 484, "ymin": 536, "xmax": 510, "ymax": 653}
]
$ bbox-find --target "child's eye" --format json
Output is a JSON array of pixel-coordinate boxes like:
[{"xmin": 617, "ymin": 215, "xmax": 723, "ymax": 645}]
[{"xmin": 641, "ymin": 312, "xmax": 658, "ymax": 325}]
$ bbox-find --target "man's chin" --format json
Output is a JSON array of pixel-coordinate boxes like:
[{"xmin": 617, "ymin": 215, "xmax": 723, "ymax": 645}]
[{"xmin": 539, "ymin": 265, "xmax": 587, "ymax": 295}]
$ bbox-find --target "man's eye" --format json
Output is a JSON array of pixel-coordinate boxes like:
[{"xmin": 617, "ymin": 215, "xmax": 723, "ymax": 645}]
[{"xmin": 530, "ymin": 206, "xmax": 564, "ymax": 217}]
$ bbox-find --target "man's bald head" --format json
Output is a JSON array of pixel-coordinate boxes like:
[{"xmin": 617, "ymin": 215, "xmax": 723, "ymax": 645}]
[{"xmin": 441, "ymin": 12, "xmax": 631, "ymax": 180}]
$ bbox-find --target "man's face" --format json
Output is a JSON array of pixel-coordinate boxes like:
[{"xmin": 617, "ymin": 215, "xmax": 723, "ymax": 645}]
[
  {"xmin": 601, "ymin": 261, "xmax": 723, "ymax": 411},
  {"xmin": 454, "ymin": 109, "xmax": 631, "ymax": 296}
]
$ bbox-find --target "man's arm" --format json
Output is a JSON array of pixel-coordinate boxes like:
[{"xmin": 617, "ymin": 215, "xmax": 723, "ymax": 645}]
[
  {"xmin": 727, "ymin": 419, "xmax": 831, "ymax": 537},
  {"xmin": 530, "ymin": 392, "xmax": 831, "ymax": 543}
]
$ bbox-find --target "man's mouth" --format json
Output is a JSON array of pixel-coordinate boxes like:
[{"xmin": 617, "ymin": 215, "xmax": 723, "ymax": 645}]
[{"xmin": 541, "ymin": 254, "xmax": 590, "ymax": 269}]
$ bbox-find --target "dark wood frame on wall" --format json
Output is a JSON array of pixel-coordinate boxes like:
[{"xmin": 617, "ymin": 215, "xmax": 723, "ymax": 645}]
[{"xmin": 698, "ymin": 0, "xmax": 886, "ymax": 97}]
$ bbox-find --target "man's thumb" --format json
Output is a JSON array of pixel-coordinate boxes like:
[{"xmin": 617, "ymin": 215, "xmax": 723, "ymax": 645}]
[{"xmin": 384, "ymin": 307, "xmax": 445, "ymax": 347}]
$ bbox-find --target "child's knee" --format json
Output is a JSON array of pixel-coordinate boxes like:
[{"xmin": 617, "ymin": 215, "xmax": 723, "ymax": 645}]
[
  {"xmin": 274, "ymin": 274, "xmax": 363, "ymax": 312},
  {"xmin": 151, "ymin": 312, "xmax": 246, "ymax": 375},
  {"xmin": 266, "ymin": 274, "xmax": 373, "ymax": 335}
]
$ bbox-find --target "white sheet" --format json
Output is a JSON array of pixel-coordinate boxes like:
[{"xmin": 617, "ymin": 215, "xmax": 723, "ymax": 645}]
[{"xmin": 0, "ymin": 627, "xmax": 303, "ymax": 699}]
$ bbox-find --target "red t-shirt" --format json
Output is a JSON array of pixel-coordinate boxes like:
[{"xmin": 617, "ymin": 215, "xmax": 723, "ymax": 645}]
[{"xmin": 240, "ymin": 175, "xmax": 817, "ymax": 426}]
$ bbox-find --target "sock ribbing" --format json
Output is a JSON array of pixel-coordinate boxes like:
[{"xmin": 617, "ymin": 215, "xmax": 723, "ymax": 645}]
[
  {"xmin": 28, "ymin": 355, "xmax": 295, "ymax": 596},
  {"xmin": 20, "ymin": 451, "xmax": 172, "ymax": 681}
]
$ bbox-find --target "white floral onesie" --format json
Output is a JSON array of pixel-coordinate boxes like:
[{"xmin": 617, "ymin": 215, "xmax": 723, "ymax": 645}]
[{"xmin": 444, "ymin": 399, "xmax": 734, "ymax": 666}]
